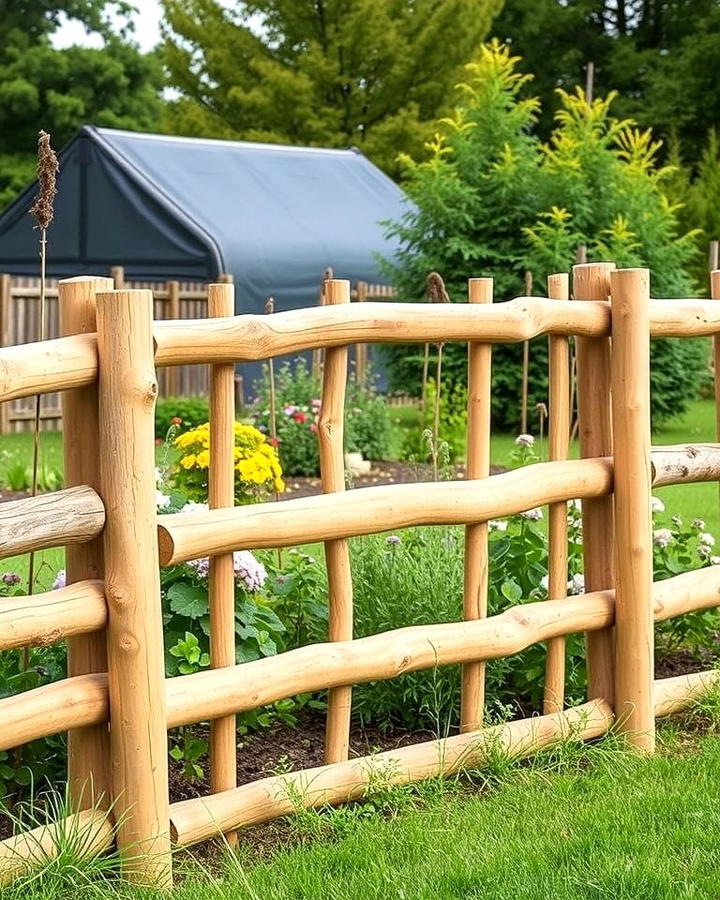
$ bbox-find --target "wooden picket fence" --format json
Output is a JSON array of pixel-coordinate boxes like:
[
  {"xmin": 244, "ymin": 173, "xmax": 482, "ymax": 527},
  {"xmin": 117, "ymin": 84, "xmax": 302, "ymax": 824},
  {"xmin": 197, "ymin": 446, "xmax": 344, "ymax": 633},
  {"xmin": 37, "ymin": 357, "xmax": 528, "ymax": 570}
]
[{"xmin": 2, "ymin": 263, "xmax": 720, "ymax": 888}]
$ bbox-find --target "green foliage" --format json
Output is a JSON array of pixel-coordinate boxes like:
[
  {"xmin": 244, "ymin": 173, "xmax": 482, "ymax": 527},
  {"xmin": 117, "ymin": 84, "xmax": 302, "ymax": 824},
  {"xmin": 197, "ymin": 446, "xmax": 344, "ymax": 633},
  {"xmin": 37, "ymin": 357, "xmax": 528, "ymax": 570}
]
[
  {"xmin": 251, "ymin": 359, "xmax": 392, "ymax": 476},
  {"xmin": 161, "ymin": 0, "xmax": 502, "ymax": 177},
  {"xmin": 155, "ymin": 395, "xmax": 210, "ymax": 439},
  {"xmin": 0, "ymin": 2, "xmax": 164, "ymax": 209},
  {"xmin": 382, "ymin": 41, "xmax": 708, "ymax": 431}
]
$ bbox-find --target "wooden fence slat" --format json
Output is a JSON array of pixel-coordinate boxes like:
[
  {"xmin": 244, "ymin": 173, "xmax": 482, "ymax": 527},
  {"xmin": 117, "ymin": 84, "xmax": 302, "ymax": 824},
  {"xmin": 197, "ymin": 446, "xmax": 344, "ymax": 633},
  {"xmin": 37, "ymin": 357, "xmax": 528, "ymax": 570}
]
[
  {"xmin": 543, "ymin": 273, "xmax": 570, "ymax": 714},
  {"xmin": 320, "ymin": 279, "xmax": 354, "ymax": 764},
  {"xmin": 461, "ymin": 277, "xmax": 492, "ymax": 732}
]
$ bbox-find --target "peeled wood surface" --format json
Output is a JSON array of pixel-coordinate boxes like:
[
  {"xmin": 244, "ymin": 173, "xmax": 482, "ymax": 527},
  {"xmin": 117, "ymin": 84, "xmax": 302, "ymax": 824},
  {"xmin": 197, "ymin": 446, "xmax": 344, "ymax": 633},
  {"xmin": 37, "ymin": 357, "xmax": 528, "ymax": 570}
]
[
  {"xmin": 0, "ymin": 485, "xmax": 104, "ymax": 559},
  {"xmin": 0, "ymin": 333, "xmax": 97, "ymax": 403},
  {"xmin": 164, "ymin": 564, "xmax": 720, "ymax": 729},
  {"xmin": 648, "ymin": 298, "xmax": 720, "ymax": 336},
  {"xmin": 0, "ymin": 579, "xmax": 106, "ymax": 650},
  {"xmin": 153, "ymin": 298, "xmax": 611, "ymax": 366},
  {"xmin": 0, "ymin": 674, "xmax": 108, "ymax": 752},
  {"xmin": 654, "ymin": 670, "xmax": 720, "ymax": 718},
  {"xmin": 611, "ymin": 268, "xmax": 654, "ymax": 753},
  {"xmin": 158, "ymin": 457, "xmax": 613, "ymax": 564},
  {"xmin": 169, "ymin": 699, "xmax": 613, "ymax": 846},
  {"xmin": 651, "ymin": 443, "xmax": 720, "ymax": 487},
  {"xmin": 462, "ymin": 277, "xmax": 493, "ymax": 732},
  {"xmin": 0, "ymin": 808, "xmax": 114, "ymax": 887}
]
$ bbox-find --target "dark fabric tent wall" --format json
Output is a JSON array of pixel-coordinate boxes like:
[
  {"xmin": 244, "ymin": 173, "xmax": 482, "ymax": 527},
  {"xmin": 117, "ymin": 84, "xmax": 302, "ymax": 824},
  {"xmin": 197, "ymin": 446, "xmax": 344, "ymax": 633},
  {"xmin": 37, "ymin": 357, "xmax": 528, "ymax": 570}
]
[{"xmin": 0, "ymin": 126, "xmax": 409, "ymax": 314}]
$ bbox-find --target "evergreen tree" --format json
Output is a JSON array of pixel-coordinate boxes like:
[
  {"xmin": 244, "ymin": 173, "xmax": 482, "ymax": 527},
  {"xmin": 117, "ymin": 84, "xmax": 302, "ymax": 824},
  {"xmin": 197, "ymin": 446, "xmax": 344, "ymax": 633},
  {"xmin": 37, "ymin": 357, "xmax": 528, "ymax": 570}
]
[{"xmin": 161, "ymin": 0, "xmax": 503, "ymax": 176}]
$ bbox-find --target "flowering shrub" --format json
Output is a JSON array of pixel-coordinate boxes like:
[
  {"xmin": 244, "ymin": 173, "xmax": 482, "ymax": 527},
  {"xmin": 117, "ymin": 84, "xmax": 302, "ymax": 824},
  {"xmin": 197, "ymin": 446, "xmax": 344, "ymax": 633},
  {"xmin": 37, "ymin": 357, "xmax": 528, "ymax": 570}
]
[{"xmin": 171, "ymin": 421, "xmax": 284, "ymax": 504}]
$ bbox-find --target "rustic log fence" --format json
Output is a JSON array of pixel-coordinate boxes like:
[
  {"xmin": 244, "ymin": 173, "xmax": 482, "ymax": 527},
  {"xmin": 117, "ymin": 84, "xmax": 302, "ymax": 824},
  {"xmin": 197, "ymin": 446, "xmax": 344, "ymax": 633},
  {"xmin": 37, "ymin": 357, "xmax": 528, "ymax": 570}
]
[{"xmin": 1, "ymin": 263, "xmax": 720, "ymax": 887}]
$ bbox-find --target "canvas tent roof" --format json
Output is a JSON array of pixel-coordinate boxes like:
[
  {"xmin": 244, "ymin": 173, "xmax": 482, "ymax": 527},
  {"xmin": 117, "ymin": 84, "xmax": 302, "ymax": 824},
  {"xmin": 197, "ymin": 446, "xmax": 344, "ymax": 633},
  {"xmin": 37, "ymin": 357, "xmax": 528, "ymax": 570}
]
[{"xmin": 0, "ymin": 126, "xmax": 409, "ymax": 314}]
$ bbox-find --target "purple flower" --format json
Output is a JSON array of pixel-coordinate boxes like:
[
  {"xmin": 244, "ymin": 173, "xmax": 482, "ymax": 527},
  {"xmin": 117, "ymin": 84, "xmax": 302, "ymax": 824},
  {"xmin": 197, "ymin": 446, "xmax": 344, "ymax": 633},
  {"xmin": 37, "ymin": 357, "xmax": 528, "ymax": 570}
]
[
  {"xmin": 233, "ymin": 551, "xmax": 267, "ymax": 592},
  {"xmin": 284, "ymin": 405, "xmax": 297, "ymax": 417},
  {"xmin": 53, "ymin": 570, "xmax": 67, "ymax": 590},
  {"xmin": 2, "ymin": 572, "xmax": 21, "ymax": 586},
  {"xmin": 188, "ymin": 557, "xmax": 210, "ymax": 578}
]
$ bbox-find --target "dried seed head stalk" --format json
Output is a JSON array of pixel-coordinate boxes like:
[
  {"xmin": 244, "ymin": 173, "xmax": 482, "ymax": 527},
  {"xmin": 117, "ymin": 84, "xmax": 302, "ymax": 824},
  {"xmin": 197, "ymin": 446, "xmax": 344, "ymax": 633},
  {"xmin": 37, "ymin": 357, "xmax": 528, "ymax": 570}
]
[
  {"xmin": 29, "ymin": 131, "xmax": 58, "ymax": 230},
  {"xmin": 264, "ymin": 296, "xmax": 275, "ymax": 315},
  {"xmin": 425, "ymin": 272, "xmax": 450, "ymax": 481},
  {"xmin": 426, "ymin": 271, "xmax": 450, "ymax": 304}
]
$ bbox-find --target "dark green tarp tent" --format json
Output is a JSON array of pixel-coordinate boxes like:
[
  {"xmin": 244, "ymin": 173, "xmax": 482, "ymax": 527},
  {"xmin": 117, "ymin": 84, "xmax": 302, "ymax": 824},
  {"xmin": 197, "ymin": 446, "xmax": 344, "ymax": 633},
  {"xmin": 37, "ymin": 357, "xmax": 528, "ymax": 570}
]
[{"xmin": 0, "ymin": 125, "xmax": 408, "ymax": 313}]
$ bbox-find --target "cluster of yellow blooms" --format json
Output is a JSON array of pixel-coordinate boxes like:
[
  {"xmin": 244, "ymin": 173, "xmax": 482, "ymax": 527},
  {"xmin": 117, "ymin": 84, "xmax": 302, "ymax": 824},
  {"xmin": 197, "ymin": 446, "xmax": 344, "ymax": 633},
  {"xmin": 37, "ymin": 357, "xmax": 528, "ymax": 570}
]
[{"xmin": 174, "ymin": 422, "xmax": 285, "ymax": 496}]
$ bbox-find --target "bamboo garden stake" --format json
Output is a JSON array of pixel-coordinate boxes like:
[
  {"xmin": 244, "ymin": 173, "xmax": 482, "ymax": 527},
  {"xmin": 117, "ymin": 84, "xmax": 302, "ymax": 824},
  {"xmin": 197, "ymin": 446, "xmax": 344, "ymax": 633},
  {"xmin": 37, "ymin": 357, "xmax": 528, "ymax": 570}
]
[
  {"xmin": 610, "ymin": 268, "xmax": 654, "ymax": 752},
  {"xmin": 521, "ymin": 270, "xmax": 532, "ymax": 433},
  {"xmin": 59, "ymin": 275, "xmax": 113, "ymax": 810},
  {"xmin": 543, "ymin": 273, "xmax": 570, "ymax": 714},
  {"xmin": 97, "ymin": 289, "xmax": 171, "ymax": 887},
  {"xmin": 461, "ymin": 277, "xmax": 492, "ymax": 731},
  {"xmin": 320, "ymin": 279, "xmax": 354, "ymax": 764},
  {"xmin": 572, "ymin": 261, "xmax": 616, "ymax": 706},
  {"xmin": 207, "ymin": 283, "xmax": 238, "ymax": 845}
]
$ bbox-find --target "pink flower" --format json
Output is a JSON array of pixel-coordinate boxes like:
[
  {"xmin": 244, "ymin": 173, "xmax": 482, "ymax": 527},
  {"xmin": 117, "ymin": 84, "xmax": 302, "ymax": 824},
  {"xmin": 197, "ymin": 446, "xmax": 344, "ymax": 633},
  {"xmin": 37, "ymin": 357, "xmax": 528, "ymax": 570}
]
[
  {"xmin": 310, "ymin": 423, "xmax": 318, "ymax": 433},
  {"xmin": 233, "ymin": 551, "xmax": 267, "ymax": 591}
]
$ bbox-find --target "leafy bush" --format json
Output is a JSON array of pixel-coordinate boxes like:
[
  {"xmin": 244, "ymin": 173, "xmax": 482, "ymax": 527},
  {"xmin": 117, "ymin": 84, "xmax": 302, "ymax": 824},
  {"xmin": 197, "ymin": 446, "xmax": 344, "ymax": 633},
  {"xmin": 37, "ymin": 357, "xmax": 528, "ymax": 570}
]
[
  {"xmin": 381, "ymin": 40, "xmax": 708, "ymax": 432},
  {"xmin": 171, "ymin": 421, "xmax": 284, "ymax": 504},
  {"xmin": 155, "ymin": 396, "xmax": 209, "ymax": 439},
  {"xmin": 251, "ymin": 358, "xmax": 392, "ymax": 476}
]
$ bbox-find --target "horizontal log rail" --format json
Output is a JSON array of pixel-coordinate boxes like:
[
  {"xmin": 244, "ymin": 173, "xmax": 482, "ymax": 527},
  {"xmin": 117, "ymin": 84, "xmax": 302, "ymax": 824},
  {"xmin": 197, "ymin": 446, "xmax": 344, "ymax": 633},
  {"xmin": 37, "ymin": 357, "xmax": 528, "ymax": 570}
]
[
  {"xmin": 0, "ymin": 674, "xmax": 108, "ymax": 752},
  {"xmin": 654, "ymin": 670, "xmax": 720, "ymax": 718},
  {"xmin": 650, "ymin": 443, "xmax": 720, "ymax": 487},
  {"xmin": 0, "ymin": 580, "xmax": 106, "ymax": 650},
  {"xmin": 158, "ymin": 458, "xmax": 614, "ymax": 564},
  {"xmin": 0, "ymin": 486, "xmax": 105, "ymax": 560},
  {"xmin": 165, "ymin": 565, "xmax": 720, "ymax": 728},
  {"xmin": 0, "ymin": 333, "xmax": 97, "ymax": 402},
  {"xmin": 169, "ymin": 699, "xmax": 614, "ymax": 846},
  {"xmin": 0, "ymin": 808, "xmax": 114, "ymax": 887}
]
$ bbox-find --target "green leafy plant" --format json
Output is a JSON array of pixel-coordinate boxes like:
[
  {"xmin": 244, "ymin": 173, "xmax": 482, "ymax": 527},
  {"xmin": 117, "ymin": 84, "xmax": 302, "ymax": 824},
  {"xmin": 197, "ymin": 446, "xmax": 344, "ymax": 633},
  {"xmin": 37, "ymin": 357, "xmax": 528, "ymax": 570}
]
[{"xmin": 155, "ymin": 395, "xmax": 210, "ymax": 439}]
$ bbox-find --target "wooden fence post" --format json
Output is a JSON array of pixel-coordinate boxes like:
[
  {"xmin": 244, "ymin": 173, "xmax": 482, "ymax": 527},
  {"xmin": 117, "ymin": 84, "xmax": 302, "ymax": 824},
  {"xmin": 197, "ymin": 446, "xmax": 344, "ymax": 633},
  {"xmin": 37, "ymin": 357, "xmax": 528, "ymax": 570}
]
[
  {"xmin": 167, "ymin": 281, "xmax": 181, "ymax": 397},
  {"xmin": 207, "ymin": 283, "xmax": 237, "ymax": 844},
  {"xmin": 354, "ymin": 280, "xmax": 368, "ymax": 386},
  {"xmin": 218, "ymin": 272, "xmax": 234, "ymax": 284},
  {"xmin": 59, "ymin": 276, "xmax": 113, "ymax": 809},
  {"xmin": 0, "ymin": 274, "xmax": 10, "ymax": 434},
  {"xmin": 543, "ymin": 272, "xmax": 570, "ymax": 714},
  {"xmin": 97, "ymin": 289, "xmax": 172, "ymax": 887},
  {"xmin": 320, "ymin": 279, "xmax": 353, "ymax": 764},
  {"xmin": 572, "ymin": 262, "xmax": 615, "ymax": 706},
  {"xmin": 610, "ymin": 268, "xmax": 654, "ymax": 752},
  {"xmin": 711, "ymin": 269, "xmax": 720, "ymax": 513},
  {"xmin": 110, "ymin": 266, "xmax": 125, "ymax": 289},
  {"xmin": 520, "ymin": 270, "xmax": 532, "ymax": 433},
  {"xmin": 461, "ymin": 277, "xmax": 492, "ymax": 732}
]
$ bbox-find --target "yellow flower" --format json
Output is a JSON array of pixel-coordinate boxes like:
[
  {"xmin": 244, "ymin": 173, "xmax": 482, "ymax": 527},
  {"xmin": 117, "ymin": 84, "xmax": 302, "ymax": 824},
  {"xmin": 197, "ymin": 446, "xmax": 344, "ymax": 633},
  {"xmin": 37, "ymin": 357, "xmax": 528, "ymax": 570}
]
[
  {"xmin": 196, "ymin": 450, "xmax": 210, "ymax": 469},
  {"xmin": 180, "ymin": 454, "xmax": 196, "ymax": 469}
]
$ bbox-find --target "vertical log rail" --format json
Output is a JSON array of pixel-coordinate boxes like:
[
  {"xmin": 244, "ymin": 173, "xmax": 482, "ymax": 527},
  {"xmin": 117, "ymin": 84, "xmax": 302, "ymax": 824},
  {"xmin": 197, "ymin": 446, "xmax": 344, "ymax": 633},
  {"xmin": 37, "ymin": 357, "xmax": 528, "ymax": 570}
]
[
  {"xmin": 0, "ymin": 273, "xmax": 10, "ymax": 435},
  {"xmin": 543, "ymin": 273, "xmax": 570, "ymax": 714},
  {"xmin": 461, "ymin": 277, "xmax": 492, "ymax": 732},
  {"xmin": 320, "ymin": 279, "xmax": 354, "ymax": 764},
  {"xmin": 207, "ymin": 283, "xmax": 238, "ymax": 845},
  {"xmin": 59, "ymin": 276, "xmax": 113, "ymax": 809},
  {"xmin": 573, "ymin": 262, "xmax": 616, "ymax": 706},
  {"xmin": 712, "ymin": 269, "xmax": 720, "ymax": 512},
  {"xmin": 355, "ymin": 280, "xmax": 368, "ymax": 386},
  {"xmin": 610, "ymin": 268, "xmax": 654, "ymax": 752},
  {"xmin": 97, "ymin": 289, "xmax": 172, "ymax": 888}
]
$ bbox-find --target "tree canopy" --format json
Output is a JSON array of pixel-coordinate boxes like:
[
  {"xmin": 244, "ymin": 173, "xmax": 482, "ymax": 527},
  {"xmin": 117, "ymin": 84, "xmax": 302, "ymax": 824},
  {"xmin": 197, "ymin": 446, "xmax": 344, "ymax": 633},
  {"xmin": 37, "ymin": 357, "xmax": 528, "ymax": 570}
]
[
  {"xmin": 160, "ymin": 0, "xmax": 503, "ymax": 176},
  {"xmin": 0, "ymin": 1, "xmax": 163, "ymax": 207}
]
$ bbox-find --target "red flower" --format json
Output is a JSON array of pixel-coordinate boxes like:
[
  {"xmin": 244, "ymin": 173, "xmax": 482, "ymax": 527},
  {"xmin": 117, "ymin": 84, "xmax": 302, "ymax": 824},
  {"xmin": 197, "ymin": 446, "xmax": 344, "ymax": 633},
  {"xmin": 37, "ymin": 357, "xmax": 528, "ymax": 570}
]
[
  {"xmin": 172, "ymin": 416, "xmax": 182, "ymax": 425},
  {"xmin": 293, "ymin": 412, "xmax": 307, "ymax": 424},
  {"xmin": 268, "ymin": 437, "xmax": 280, "ymax": 447}
]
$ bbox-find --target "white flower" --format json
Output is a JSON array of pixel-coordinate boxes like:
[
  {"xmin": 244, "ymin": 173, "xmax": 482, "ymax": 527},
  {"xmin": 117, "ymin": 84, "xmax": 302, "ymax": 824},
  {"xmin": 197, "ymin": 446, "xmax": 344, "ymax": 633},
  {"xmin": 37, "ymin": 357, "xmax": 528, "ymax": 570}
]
[
  {"xmin": 180, "ymin": 501, "xmax": 209, "ymax": 514},
  {"xmin": 520, "ymin": 507, "xmax": 543, "ymax": 521},
  {"xmin": 692, "ymin": 519, "xmax": 706, "ymax": 531},
  {"xmin": 515, "ymin": 434, "xmax": 535, "ymax": 447},
  {"xmin": 653, "ymin": 528, "xmax": 673, "ymax": 549},
  {"xmin": 233, "ymin": 551, "xmax": 267, "ymax": 591},
  {"xmin": 155, "ymin": 490, "xmax": 171, "ymax": 509},
  {"xmin": 540, "ymin": 574, "xmax": 549, "ymax": 591},
  {"xmin": 699, "ymin": 532, "xmax": 716, "ymax": 547},
  {"xmin": 651, "ymin": 496, "xmax": 665, "ymax": 513},
  {"xmin": 567, "ymin": 573, "xmax": 585, "ymax": 595},
  {"xmin": 698, "ymin": 544, "xmax": 711, "ymax": 560},
  {"xmin": 489, "ymin": 519, "xmax": 508, "ymax": 532},
  {"xmin": 711, "ymin": 556, "xmax": 720, "ymax": 566},
  {"xmin": 53, "ymin": 570, "xmax": 67, "ymax": 591},
  {"xmin": 155, "ymin": 467, "xmax": 163, "ymax": 485},
  {"xmin": 568, "ymin": 499, "xmax": 582, "ymax": 513}
]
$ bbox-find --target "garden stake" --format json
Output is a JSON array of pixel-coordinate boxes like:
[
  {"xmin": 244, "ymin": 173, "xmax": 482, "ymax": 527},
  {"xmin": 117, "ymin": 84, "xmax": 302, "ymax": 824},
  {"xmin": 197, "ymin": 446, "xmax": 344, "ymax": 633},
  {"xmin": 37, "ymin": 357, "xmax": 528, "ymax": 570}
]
[
  {"xmin": 426, "ymin": 271, "xmax": 450, "ymax": 481},
  {"xmin": 265, "ymin": 296, "xmax": 283, "ymax": 568},
  {"xmin": 520, "ymin": 269, "xmax": 532, "ymax": 433},
  {"xmin": 712, "ymin": 268, "xmax": 720, "ymax": 512}
]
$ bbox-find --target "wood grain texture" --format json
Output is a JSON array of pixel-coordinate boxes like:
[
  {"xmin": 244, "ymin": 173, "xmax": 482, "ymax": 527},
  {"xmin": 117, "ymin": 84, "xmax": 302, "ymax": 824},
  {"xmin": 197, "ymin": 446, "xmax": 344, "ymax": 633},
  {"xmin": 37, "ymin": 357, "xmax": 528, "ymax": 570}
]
[
  {"xmin": 611, "ymin": 268, "xmax": 655, "ymax": 752},
  {"xmin": 461, "ymin": 277, "xmax": 492, "ymax": 732},
  {"xmin": 207, "ymin": 284, "xmax": 237, "ymax": 831},
  {"xmin": 319, "ymin": 280, "xmax": 354, "ymax": 764},
  {"xmin": 0, "ymin": 333, "xmax": 97, "ymax": 402},
  {"xmin": 651, "ymin": 443, "xmax": 720, "ymax": 486},
  {"xmin": 97, "ymin": 289, "xmax": 171, "ymax": 887},
  {"xmin": 169, "ymin": 699, "xmax": 614, "ymax": 846},
  {"xmin": 0, "ymin": 674, "xmax": 108, "ymax": 752},
  {"xmin": 59, "ymin": 275, "xmax": 113, "ymax": 810},
  {"xmin": 0, "ymin": 580, "xmax": 106, "ymax": 650},
  {"xmin": 573, "ymin": 262, "xmax": 616, "ymax": 707},
  {"xmin": 544, "ymin": 273, "xmax": 571, "ymax": 715},
  {"xmin": 158, "ymin": 458, "xmax": 614, "ymax": 564},
  {"xmin": 153, "ymin": 298, "xmax": 611, "ymax": 366},
  {"xmin": 0, "ymin": 485, "xmax": 104, "ymax": 559},
  {"xmin": 654, "ymin": 670, "xmax": 720, "ymax": 718},
  {"xmin": 0, "ymin": 808, "xmax": 114, "ymax": 887}
]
